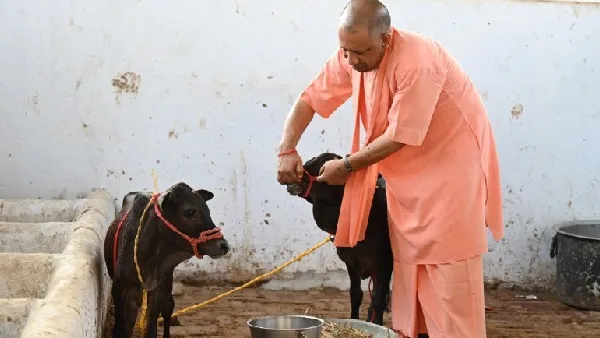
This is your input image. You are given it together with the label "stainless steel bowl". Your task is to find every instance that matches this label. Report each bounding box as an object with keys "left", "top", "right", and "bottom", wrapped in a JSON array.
[{"left": 247, "top": 315, "right": 324, "bottom": 338}]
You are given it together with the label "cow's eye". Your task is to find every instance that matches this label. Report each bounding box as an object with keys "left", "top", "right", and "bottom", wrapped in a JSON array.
[{"left": 183, "top": 208, "right": 197, "bottom": 218}]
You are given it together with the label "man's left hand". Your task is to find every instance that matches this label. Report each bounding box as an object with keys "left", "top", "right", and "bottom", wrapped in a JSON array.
[{"left": 316, "top": 159, "right": 350, "bottom": 185}]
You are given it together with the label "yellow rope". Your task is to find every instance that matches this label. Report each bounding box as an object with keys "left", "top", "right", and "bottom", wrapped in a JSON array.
[
  {"left": 158, "top": 235, "right": 332, "bottom": 323},
  {"left": 133, "top": 170, "right": 160, "bottom": 335},
  {"left": 131, "top": 171, "right": 332, "bottom": 329}
]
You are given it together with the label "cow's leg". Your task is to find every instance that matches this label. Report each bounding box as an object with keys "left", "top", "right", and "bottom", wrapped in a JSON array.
[
  {"left": 161, "top": 272, "right": 176, "bottom": 338},
  {"left": 111, "top": 282, "right": 127, "bottom": 338},
  {"left": 143, "top": 287, "right": 164, "bottom": 338},
  {"left": 121, "top": 287, "right": 141, "bottom": 338},
  {"left": 368, "top": 263, "right": 393, "bottom": 326},
  {"left": 366, "top": 275, "right": 378, "bottom": 324},
  {"left": 346, "top": 264, "right": 363, "bottom": 320}
]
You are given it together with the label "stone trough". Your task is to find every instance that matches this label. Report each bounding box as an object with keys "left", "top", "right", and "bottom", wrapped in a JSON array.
[{"left": 0, "top": 190, "right": 115, "bottom": 338}]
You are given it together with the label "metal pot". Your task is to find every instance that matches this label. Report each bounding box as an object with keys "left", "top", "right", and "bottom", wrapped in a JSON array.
[
  {"left": 550, "top": 220, "right": 600, "bottom": 311},
  {"left": 247, "top": 315, "right": 324, "bottom": 338}
]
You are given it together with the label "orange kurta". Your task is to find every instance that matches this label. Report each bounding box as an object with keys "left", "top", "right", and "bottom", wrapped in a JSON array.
[
  {"left": 300, "top": 27, "right": 503, "bottom": 337},
  {"left": 300, "top": 27, "right": 503, "bottom": 264}
]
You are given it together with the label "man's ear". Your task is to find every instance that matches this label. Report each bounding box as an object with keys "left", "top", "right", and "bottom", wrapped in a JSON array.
[
  {"left": 196, "top": 189, "right": 214, "bottom": 202},
  {"left": 381, "top": 31, "right": 391, "bottom": 47}
]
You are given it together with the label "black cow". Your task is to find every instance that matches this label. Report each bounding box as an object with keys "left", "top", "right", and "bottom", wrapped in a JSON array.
[
  {"left": 286, "top": 152, "right": 393, "bottom": 326},
  {"left": 103, "top": 182, "right": 231, "bottom": 338}
]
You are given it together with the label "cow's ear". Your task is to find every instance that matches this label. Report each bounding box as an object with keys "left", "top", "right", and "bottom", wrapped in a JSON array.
[
  {"left": 157, "top": 189, "right": 172, "bottom": 210},
  {"left": 196, "top": 189, "right": 214, "bottom": 202}
]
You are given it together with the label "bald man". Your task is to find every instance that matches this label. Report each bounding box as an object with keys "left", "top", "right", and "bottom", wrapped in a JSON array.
[{"left": 276, "top": 1, "right": 504, "bottom": 337}]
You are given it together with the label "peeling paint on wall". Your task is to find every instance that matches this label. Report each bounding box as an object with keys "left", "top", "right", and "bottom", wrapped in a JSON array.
[
  {"left": 511, "top": 104, "right": 524, "bottom": 120},
  {"left": 111, "top": 72, "right": 141, "bottom": 102}
]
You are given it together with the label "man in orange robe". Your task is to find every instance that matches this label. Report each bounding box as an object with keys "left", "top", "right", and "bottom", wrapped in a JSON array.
[{"left": 276, "top": 1, "right": 504, "bottom": 337}]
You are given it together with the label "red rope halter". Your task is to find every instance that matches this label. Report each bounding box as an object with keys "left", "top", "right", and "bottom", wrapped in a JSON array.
[
  {"left": 302, "top": 169, "right": 317, "bottom": 198},
  {"left": 151, "top": 193, "right": 223, "bottom": 259},
  {"left": 112, "top": 192, "right": 223, "bottom": 275}
]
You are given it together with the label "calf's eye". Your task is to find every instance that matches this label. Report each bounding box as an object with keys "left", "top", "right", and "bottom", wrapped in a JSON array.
[{"left": 183, "top": 208, "right": 197, "bottom": 218}]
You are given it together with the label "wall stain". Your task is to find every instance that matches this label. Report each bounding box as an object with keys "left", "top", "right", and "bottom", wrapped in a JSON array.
[
  {"left": 25, "top": 94, "right": 41, "bottom": 116},
  {"left": 69, "top": 18, "right": 83, "bottom": 32},
  {"left": 168, "top": 125, "right": 193, "bottom": 139},
  {"left": 240, "top": 150, "right": 252, "bottom": 254},
  {"left": 509, "top": 0, "right": 600, "bottom": 8},
  {"left": 511, "top": 103, "right": 524, "bottom": 120},
  {"left": 75, "top": 78, "right": 83, "bottom": 91},
  {"left": 230, "top": 169, "right": 238, "bottom": 201},
  {"left": 290, "top": 20, "right": 299, "bottom": 31},
  {"left": 112, "top": 71, "right": 141, "bottom": 103}
]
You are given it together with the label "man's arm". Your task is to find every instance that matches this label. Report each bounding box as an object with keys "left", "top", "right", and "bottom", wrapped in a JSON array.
[
  {"left": 278, "top": 99, "right": 316, "bottom": 153},
  {"left": 347, "top": 66, "right": 445, "bottom": 171},
  {"left": 346, "top": 136, "right": 404, "bottom": 171}
]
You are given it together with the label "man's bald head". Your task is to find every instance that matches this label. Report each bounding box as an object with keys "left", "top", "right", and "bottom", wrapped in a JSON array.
[
  {"left": 337, "top": 0, "right": 392, "bottom": 72},
  {"left": 340, "top": 0, "right": 391, "bottom": 37}
]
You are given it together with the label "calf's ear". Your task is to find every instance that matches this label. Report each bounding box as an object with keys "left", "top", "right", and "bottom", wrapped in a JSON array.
[
  {"left": 157, "top": 190, "right": 171, "bottom": 210},
  {"left": 196, "top": 189, "right": 214, "bottom": 202}
]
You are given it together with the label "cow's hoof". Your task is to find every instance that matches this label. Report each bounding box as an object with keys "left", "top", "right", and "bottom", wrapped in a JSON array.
[{"left": 171, "top": 316, "right": 181, "bottom": 326}]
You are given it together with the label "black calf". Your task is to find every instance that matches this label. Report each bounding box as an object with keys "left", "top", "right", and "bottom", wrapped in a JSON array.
[
  {"left": 103, "top": 182, "right": 231, "bottom": 338},
  {"left": 286, "top": 152, "right": 393, "bottom": 326}
]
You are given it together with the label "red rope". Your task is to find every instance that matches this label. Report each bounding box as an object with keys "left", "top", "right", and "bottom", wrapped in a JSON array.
[
  {"left": 302, "top": 169, "right": 317, "bottom": 198},
  {"left": 112, "top": 209, "right": 130, "bottom": 275},
  {"left": 277, "top": 148, "right": 297, "bottom": 157}
]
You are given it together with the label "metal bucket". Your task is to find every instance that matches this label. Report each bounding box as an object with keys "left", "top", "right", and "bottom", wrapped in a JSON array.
[
  {"left": 550, "top": 220, "right": 600, "bottom": 311},
  {"left": 326, "top": 319, "right": 398, "bottom": 337},
  {"left": 247, "top": 315, "right": 324, "bottom": 338}
]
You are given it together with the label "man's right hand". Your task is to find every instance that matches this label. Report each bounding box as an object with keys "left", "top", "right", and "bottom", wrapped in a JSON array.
[
  {"left": 277, "top": 151, "right": 304, "bottom": 185},
  {"left": 276, "top": 99, "right": 316, "bottom": 185}
]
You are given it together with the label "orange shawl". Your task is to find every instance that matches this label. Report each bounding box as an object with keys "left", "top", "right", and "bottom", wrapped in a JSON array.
[{"left": 333, "top": 30, "right": 398, "bottom": 248}]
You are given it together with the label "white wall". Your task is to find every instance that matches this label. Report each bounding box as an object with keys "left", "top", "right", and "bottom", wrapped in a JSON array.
[{"left": 1, "top": 0, "right": 599, "bottom": 288}]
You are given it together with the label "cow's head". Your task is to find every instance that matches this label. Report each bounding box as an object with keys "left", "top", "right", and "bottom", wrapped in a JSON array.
[
  {"left": 286, "top": 152, "right": 346, "bottom": 205},
  {"left": 157, "top": 182, "right": 230, "bottom": 259}
]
